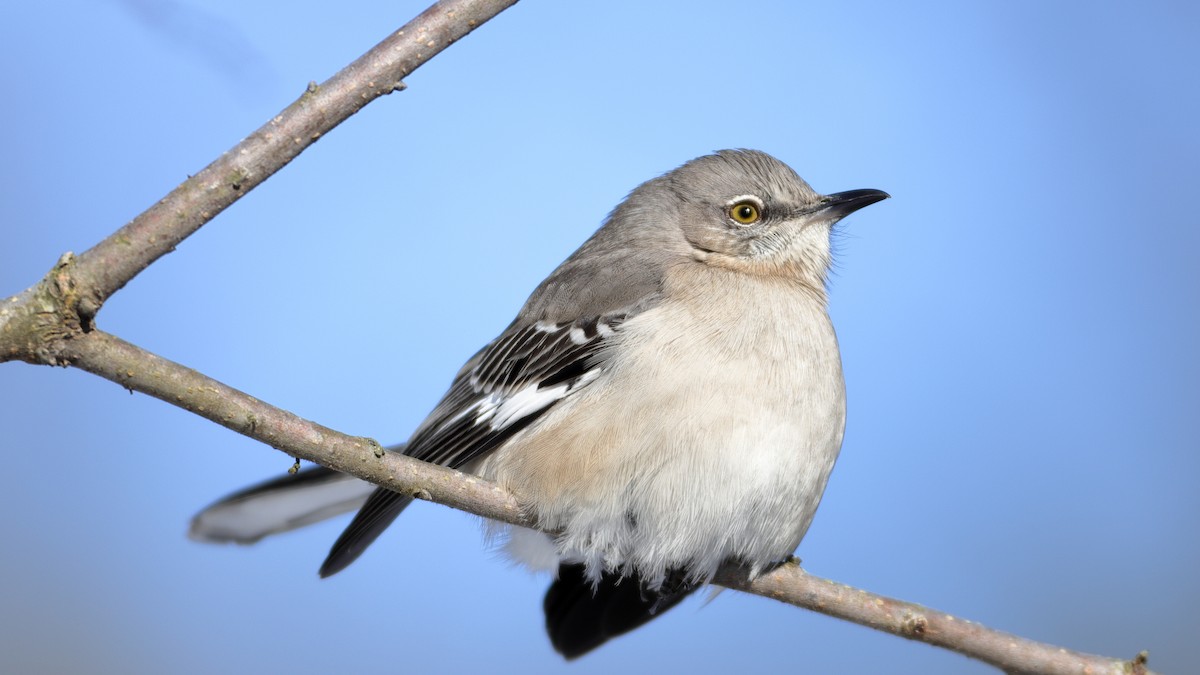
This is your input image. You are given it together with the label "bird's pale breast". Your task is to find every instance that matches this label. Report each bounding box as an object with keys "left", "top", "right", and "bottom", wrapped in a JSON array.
[{"left": 479, "top": 264, "right": 846, "bottom": 588}]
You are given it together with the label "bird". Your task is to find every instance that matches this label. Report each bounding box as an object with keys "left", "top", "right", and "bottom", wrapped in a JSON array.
[{"left": 190, "top": 149, "right": 888, "bottom": 658}]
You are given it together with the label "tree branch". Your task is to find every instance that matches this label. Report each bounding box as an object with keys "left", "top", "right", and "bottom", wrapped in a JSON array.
[
  {"left": 57, "top": 329, "right": 524, "bottom": 526},
  {"left": 33, "top": 0, "right": 520, "bottom": 334},
  {"left": 0, "top": 1, "right": 1156, "bottom": 673},
  {"left": 49, "top": 329, "right": 1151, "bottom": 675}
]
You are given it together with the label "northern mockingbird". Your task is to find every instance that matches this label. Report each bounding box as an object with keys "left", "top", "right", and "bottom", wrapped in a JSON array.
[{"left": 191, "top": 149, "right": 888, "bottom": 658}]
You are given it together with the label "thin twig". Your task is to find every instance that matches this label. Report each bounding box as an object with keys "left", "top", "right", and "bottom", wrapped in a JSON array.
[{"left": 62, "top": 0, "right": 520, "bottom": 330}]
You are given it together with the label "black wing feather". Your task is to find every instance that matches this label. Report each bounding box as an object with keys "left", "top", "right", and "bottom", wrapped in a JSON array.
[{"left": 319, "top": 314, "right": 626, "bottom": 576}]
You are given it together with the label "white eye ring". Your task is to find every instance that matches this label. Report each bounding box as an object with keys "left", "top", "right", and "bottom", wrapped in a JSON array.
[{"left": 726, "top": 195, "right": 765, "bottom": 226}]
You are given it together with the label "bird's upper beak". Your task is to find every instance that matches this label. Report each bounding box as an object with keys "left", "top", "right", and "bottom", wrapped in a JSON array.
[{"left": 818, "top": 188, "right": 890, "bottom": 221}]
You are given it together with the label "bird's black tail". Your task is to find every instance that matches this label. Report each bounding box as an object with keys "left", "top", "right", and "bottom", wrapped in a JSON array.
[{"left": 543, "top": 563, "right": 695, "bottom": 659}]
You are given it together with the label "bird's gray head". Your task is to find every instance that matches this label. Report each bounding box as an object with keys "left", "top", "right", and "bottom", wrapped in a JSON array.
[
  {"left": 647, "top": 149, "right": 888, "bottom": 289},
  {"left": 521, "top": 150, "right": 887, "bottom": 320}
]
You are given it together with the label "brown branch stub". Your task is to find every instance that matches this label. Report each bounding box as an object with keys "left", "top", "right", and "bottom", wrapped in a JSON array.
[{"left": 1131, "top": 651, "right": 1151, "bottom": 675}]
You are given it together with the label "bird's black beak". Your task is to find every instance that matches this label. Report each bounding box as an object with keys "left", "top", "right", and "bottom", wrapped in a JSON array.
[{"left": 820, "top": 188, "right": 890, "bottom": 220}]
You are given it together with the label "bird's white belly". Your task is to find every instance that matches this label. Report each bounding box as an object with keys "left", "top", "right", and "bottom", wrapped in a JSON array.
[{"left": 478, "top": 279, "right": 846, "bottom": 589}]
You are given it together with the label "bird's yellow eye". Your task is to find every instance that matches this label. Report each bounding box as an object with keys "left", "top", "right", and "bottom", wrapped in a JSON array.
[{"left": 729, "top": 200, "right": 761, "bottom": 225}]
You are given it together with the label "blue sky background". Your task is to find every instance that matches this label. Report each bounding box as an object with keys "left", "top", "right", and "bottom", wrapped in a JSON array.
[{"left": 2, "top": 1, "right": 1196, "bottom": 673}]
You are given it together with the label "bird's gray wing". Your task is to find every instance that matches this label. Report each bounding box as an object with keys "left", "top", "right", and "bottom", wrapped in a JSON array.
[{"left": 320, "top": 310, "right": 638, "bottom": 577}]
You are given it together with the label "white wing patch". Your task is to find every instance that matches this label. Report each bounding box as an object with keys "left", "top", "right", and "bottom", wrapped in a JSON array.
[
  {"left": 476, "top": 367, "right": 601, "bottom": 431},
  {"left": 403, "top": 313, "right": 626, "bottom": 468}
]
